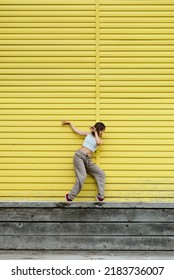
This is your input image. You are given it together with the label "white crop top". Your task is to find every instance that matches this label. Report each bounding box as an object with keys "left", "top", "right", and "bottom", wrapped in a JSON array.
[{"left": 82, "top": 133, "right": 98, "bottom": 152}]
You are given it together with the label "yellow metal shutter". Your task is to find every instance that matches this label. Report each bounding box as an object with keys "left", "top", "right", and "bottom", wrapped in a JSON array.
[
  {"left": 100, "top": 0, "right": 174, "bottom": 202},
  {"left": 0, "top": 0, "right": 96, "bottom": 201},
  {"left": 0, "top": 0, "right": 174, "bottom": 202}
]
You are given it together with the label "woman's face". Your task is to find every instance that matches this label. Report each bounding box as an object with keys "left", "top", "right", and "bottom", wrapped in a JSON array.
[{"left": 99, "top": 129, "right": 105, "bottom": 137}]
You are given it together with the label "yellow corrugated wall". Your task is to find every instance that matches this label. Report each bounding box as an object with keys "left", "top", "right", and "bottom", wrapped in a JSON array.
[
  {"left": 0, "top": 0, "right": 174, "bottom": 202},
  {"left": 100, "top": 0, "right": 174, "bottom": 202}
]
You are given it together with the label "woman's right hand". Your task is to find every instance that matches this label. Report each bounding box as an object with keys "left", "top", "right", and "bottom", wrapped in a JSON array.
[{"left": 90, "top": 126, "right": 97, "bottom": 132}]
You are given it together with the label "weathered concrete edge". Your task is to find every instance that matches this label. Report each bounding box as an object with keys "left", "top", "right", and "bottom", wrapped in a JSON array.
[
  {"left": 0, "top": 201, "right": 174, "bottom": 208},
  {"left": 1, "top": 250, "right": 174, "bottom": 260}
]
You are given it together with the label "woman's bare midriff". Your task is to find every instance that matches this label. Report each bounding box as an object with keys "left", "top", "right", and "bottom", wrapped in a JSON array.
[{"left": 80, "top": 146, "right": 93, "bottom": 157}]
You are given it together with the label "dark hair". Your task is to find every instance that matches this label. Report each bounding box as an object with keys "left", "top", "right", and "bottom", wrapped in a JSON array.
[{"left": 92, "top": 122, "right": 106, "bottom": 136}]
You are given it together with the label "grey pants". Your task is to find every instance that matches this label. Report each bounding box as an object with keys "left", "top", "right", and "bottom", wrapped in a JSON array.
[{"left": 68, "top": 149, "right": 105, "bottom": 200}]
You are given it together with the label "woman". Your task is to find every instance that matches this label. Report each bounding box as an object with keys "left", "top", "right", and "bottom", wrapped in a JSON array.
[{"left": 62, "top": 121, "right": 106, "bottom": 202}]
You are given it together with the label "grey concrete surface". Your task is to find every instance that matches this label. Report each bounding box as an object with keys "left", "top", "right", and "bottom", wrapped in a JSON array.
[{"left": 0, "top": 250, "right": 174, "bottom": 260}]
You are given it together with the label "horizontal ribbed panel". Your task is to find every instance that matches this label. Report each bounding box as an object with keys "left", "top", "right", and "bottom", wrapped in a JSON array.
[
  {"left": 0, "top": 0, "right": 174, "bottom": 202},
  {"left": 100, "top": 0, "right": 174, "bottom": 202},
  {"left": 0, "top": 0, "right": 96, "bottom": 201}
]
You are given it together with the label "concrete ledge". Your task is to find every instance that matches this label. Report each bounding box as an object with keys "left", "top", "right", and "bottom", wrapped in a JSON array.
[
  {"left": 0, "top": 201, "right": 174, "bottom": 208},
  {"left": 0, "top": 202, "right": 174, "bottom": 251},
  {"left": 0, "top": 250, "right": 174, "bottom": 260}
]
